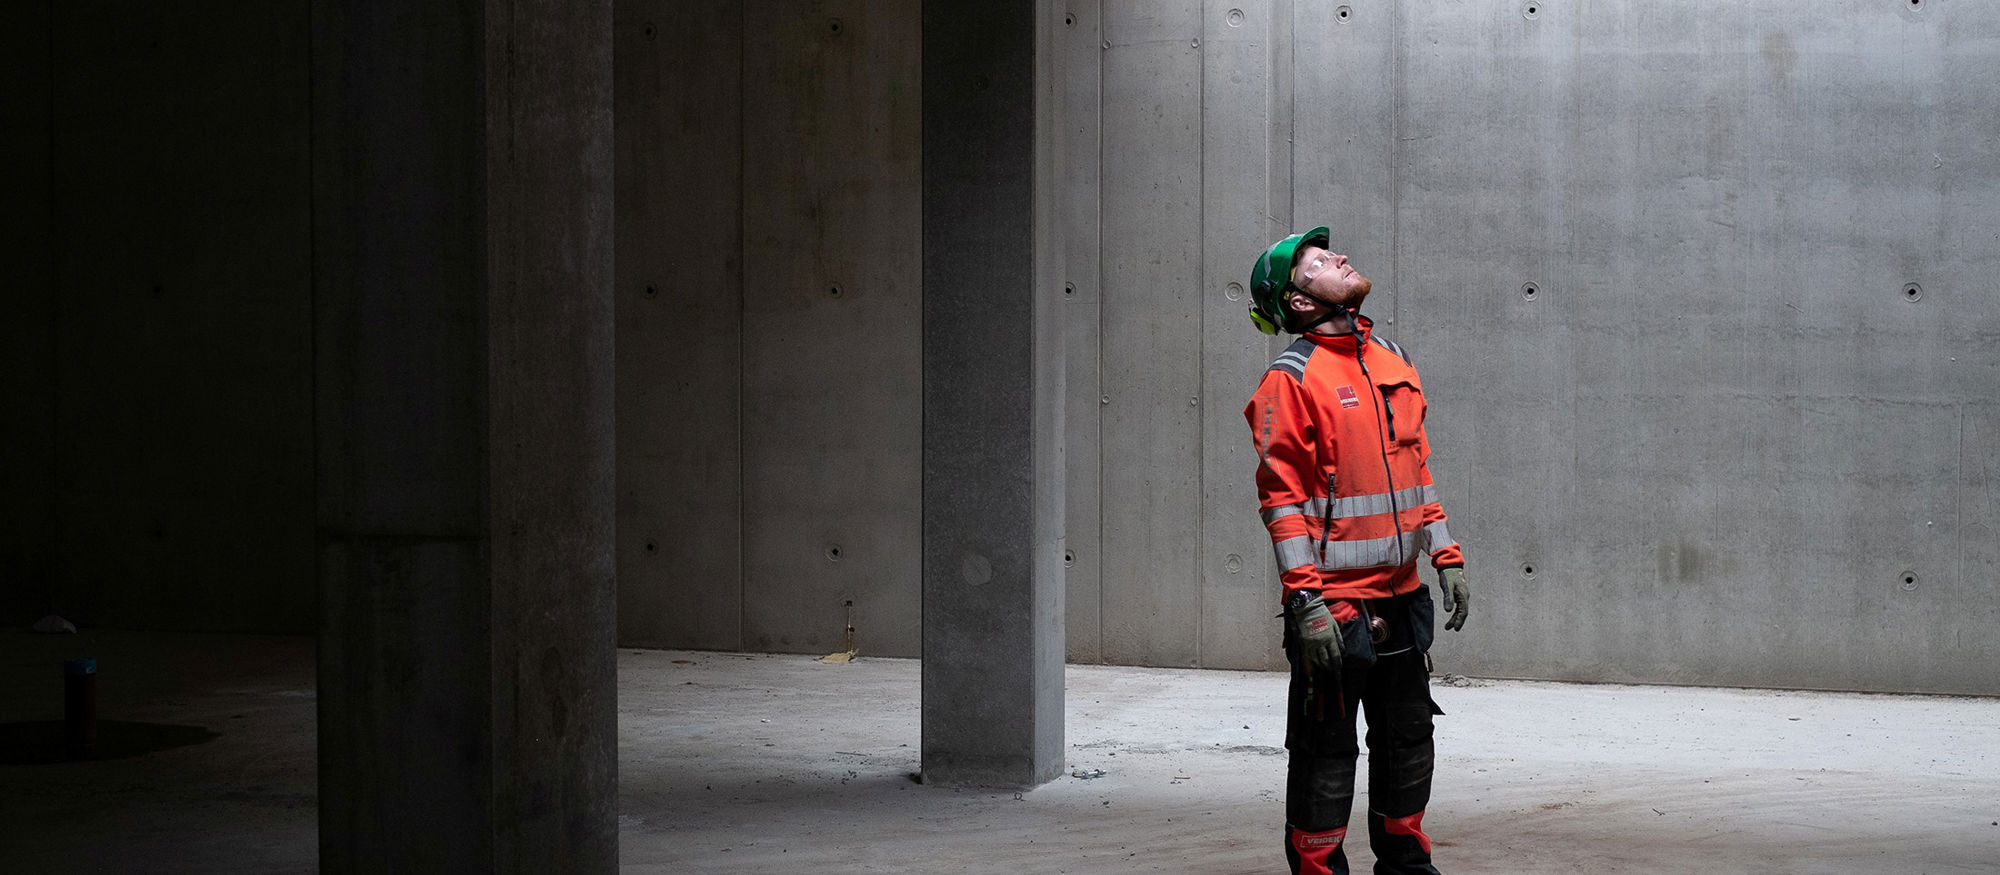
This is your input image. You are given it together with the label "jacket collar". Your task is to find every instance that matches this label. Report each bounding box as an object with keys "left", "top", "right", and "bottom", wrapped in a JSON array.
[{"left": 1302, "top": 313, "right": 1372, "bottom": 353}]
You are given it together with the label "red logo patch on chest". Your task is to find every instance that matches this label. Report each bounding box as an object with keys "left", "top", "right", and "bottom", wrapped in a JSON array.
[{"left": 1335, "top": 385, "right": 1360, "bottom": 409}]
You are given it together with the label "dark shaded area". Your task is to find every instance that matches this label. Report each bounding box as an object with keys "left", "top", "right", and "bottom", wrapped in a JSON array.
[{"left": 0, "top": 720, "right": 218, "bottom": 765}]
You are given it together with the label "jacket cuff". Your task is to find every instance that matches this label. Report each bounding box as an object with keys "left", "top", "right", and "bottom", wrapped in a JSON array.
[{"left": 1327, "top": 599, "right": 1361, "bottom": 623}]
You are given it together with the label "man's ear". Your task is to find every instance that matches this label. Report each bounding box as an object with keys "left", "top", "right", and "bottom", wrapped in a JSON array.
[{"left": 1287, "top": 291, "right": 1313, "bottom": 312}]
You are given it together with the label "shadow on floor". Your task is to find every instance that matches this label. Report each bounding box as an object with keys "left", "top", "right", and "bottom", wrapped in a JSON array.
[{"left": 0, "top": 720, "right": 219, "bottom": 765}]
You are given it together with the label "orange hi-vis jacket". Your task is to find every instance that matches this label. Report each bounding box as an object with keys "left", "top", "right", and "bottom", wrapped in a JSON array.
[{"left": 1245, "top": 316, "right": 1464, "bottom": 613}]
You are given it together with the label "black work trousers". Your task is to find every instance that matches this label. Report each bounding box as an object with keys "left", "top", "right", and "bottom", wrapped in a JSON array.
[{"left": 1283, "top": 585, "right": 1442, "bottom": 875}]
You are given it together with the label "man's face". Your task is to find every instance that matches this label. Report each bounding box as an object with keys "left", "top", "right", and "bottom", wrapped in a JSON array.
[{"left": 1291, "top": 244, "right": 1371, "bottom": 309}]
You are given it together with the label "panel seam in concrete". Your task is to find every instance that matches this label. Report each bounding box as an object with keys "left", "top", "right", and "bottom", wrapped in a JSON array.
[
  {"left": 735, "top": 1, "right": 748, "bottom": 654},
  {"left": 1389, "top": 0, "right": 1404, "bottom": 331},
  {"left": 305, "top": 0, "right": 318, "bottom": 617},
  {"left": 1093, "top": 0, "right": 1108, "bottom": 663},
  {"left": 1195, "top": 0, "right": 1208, "bottom": 667},
  {"left": 1283, "top": 0, "right": 1294, "bottom": 238},
  {"left": 44, "top": 0, "right": 61, "bottom": 621}
]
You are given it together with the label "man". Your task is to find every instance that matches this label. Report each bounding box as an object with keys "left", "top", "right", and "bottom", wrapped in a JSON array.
[{"left": 1243, "top": 226, "right": 1473, "bottom": 875}]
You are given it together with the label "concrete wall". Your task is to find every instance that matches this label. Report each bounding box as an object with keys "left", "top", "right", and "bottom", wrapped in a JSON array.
[
  {"left": 615, "top": 1, "right": 925, "bottom": 657},
  {"left": 1062, "top": 0, "right": 1298, "bottom": 670},
  {"left": 1060, "top": 0, "right": 1998, "bottom": 690},
  {"left": 616, "top": 0, "right": 1998, "bottom": 694},
  {"left": 1373, "top": 0, "right": 2000, "bottom": 694},
  {"left": 1067, "top": 0, "right": 2000, "bottom": 691},
  {"left": 611, "top": 0, "right": 1293, "bottom": 666},
  {"left": 4, "top": 3, "right": 314, "bottom": 632}
]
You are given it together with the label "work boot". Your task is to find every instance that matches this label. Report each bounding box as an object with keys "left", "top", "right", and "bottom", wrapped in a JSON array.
[{"left": 1366, "top": 809, "right": 1440, "bottom": 875}]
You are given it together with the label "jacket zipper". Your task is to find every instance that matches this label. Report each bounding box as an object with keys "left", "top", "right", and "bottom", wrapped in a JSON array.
[
  {"left": 1353, "top": 332, "right": 1407, "bottom": 565},
  {"left": 1318, "top": 471, "right": 1336, "bottom": 564}
]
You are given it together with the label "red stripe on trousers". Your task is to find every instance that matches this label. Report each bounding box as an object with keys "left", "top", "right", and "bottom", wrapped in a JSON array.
[{"left": 1381, "top": 810, "right": 1433, "bottom": 855}]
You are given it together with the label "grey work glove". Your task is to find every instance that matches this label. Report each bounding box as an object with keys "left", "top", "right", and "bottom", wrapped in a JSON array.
[
  {"left": 1440, "top": 566, "right": 1471, "bottom": 631},
  {"left": 1289, "top": 592, "right": 1342, "bottom": 673}
]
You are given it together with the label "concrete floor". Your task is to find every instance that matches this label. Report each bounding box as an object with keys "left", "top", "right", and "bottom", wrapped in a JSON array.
[{"left": 2, "top": 630, "right": 1996, "bottom": 873}]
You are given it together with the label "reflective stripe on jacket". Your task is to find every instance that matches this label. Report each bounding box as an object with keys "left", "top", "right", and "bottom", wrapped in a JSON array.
[{"left": 1245, "top": 316, "right": 1463, "bottom": 605}]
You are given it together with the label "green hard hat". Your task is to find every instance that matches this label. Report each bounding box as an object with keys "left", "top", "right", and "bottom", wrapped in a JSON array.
[{"left": 1248, "top": 225, "right": 1330, "bottom": 335}]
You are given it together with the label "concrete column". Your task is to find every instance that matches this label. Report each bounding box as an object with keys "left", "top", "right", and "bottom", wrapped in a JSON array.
[
  {"left": 311, "top": 1, "right": 615, "bottom": 871},
  {"left": 921, "top": 0, "right": 1066, "bottom": 789}
]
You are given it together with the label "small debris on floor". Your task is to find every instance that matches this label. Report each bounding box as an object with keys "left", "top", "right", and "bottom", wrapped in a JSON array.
[
  {"left": 1434, "top": 673, "right": 1486, "bottom": 687},
  {"left": 1071, "top": 768, "right": 1106, "bottom": 779}
]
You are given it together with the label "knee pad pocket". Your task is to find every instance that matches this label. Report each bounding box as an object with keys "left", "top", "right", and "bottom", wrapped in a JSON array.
[
  {"left": 1389, "top": 699, "right": 1434, "bottom": 738},
  {"left": 1366, "top": 699, "right": 1434, "bottom": 745}
]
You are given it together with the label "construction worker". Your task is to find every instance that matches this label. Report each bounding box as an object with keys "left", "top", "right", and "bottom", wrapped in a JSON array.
[{"left": 1243, "top": 226, "right": 1472, "bottom": 875}]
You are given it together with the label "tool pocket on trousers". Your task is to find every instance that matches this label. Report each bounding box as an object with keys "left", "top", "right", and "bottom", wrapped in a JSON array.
[
  {"left": 1409, "top": 584, "right": 1436, "bottom": 654},
  {"left": 1376, "top": 380, "right": 1426, "bottom": 447},
  {"left": 1339, "top": 615, "right": 1378, "bottom": 670}
]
